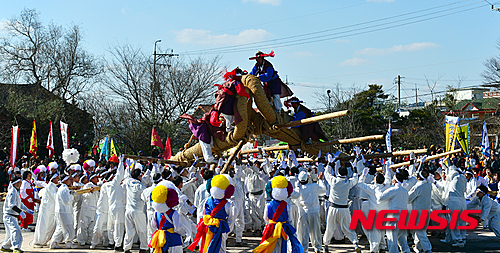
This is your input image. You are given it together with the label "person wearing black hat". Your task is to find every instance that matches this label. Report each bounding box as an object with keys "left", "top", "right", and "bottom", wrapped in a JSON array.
[
  {"left": 214, "top": 67, "right": 250, "bottom": 133},
  {"left": 249, "top": 50, "right": 285, "bottom": 113},
  {"left": 284, "top": 97, "right": 328, "bottom": 144}
]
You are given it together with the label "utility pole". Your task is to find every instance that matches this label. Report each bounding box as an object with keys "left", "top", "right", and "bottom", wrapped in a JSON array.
[
  {"left": 397, "top": 75, "right": 401, "bottom": 109},
  {"left": 412, "top": 83, "right": 419, "bottom": 107},
  {"left": 152, "top": 40, "right": 178, "bottom": 116}
]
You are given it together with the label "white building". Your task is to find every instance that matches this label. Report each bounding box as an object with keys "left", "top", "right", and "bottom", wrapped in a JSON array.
[{"left": 448, "top": 88, "right": 489, "bottom": 101}]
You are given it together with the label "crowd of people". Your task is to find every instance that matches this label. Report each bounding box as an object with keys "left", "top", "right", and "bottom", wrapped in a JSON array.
[
  {"left": 1, "top": 144, "right": 500, "bottom": 253},
  {"left": 1, "top": 50, "right": 500, "bottom": 253}
]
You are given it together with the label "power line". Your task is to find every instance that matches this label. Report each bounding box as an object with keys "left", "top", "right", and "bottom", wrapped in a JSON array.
[
  {"left": 171, "top": 2, "right": 369, "bottom": 42},
  {"left": 181, "top": 0, "right": 486, "bottom": 55},
  {"left": 182, "top": 0, "right": 473, "bottom": 54}
]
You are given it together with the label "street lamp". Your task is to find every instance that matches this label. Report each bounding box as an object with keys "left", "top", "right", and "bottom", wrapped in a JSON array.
[{"left": 327, "top": 89, "right": 332, "bottom": 138}]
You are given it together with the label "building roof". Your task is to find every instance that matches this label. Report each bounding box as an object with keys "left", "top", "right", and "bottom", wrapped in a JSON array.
[{"left": 454, "top": 98, "right": 500, "bottom": 111}]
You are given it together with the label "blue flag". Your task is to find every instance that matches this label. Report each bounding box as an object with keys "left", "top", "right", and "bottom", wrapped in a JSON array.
[
  {"left": 481, "top": 122, "right": 490, "bottom": 158},
  {"left": 100, "top": 136, "right": 110, "bottom": 161},
  {"left": 386, "top": 125, "right": 392, "bottom": 153}
]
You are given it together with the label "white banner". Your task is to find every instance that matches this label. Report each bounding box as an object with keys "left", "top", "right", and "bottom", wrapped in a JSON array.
[
  {"left": 60, "top": 121, "right": 69, "bottom": 150},
  {"left": 11, "top": 126, "right": 18, "bottom": 169}
]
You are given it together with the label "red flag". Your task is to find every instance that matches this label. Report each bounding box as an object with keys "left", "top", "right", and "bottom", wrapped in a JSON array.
[
  {"left": 253, "top": 139, "right": 258, "bottom": 158},
  {"left": 29, "top": 120, "right": 37, "bottom": 158},
  {"left": 162, "top": 137, "right": 172, "bottom": 160},
  {"left": 11, "top": 126, "right": 19, "bottom": 169},
  {"left": 151, "top": 127, "right": 164, "bottom": 150},
  {"left": 46, "top": 121, "right": 54, "bottom": 159}
]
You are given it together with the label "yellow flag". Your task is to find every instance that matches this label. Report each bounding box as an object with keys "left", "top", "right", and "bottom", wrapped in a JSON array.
[
  {"left": 445, "top": 116, "right": 459, "bottom": 152},
  {"left": 29, "top": 120, "right": 37, "bottom": 158},
  {"left": 455, "top": 124, "right": 470, "bottom": 155},
  {"left": 110, "top": 138, "right": 117, "bottom": 157}
]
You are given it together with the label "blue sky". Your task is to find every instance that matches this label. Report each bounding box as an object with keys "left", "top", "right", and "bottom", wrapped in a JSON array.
[{"left": 1, "top": 0, "right": 500, "bottom": 110}]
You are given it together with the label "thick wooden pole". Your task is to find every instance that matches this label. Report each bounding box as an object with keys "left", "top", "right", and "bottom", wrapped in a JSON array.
[
  {"left": 273, "top": 110, "right": 350, "bottom": 129},
  {"left": 221, "top": 139, "right": 246, "bottom": 174},
  {"left": 240, "top": 134, "right": 384, "bottom": 155},
  {"left": 123, "top": 154, "right": 204, "bottom": 167},
  {"left": 241, "top": 148, "right": 429, "bottom": 163},
  {"left": 389, "top": 149, "right": 462, "bottom": 169},
  {"left": 339, "top": 149, "right": 428, "bottom": 161}
]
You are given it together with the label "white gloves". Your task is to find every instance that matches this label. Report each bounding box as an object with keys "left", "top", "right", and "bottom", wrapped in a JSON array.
[
  {"left": 280, "top": 161, "right": 287, "bottom": 169},
  {"left": 362, "top": 167, "right": 370, "bottom": 176},
  {"left": 193, "top": 153, "right": 199, "bottom": 162},
  {"left": 420, "top": 155, "right": 427, "bottom": 164},
  {"left": 20, "top": 211, "right": 26, "bottom": 219},
  {"left": 410, "top": 151, "right": 415, "bottom": 160},
  {"left": 217, "top": 158, "right": 225, "bottom": 168},
  {"left": 355, "top": 146, "right": 361, "bottom": 156},
  {"left": 327, "top": 153, "right": 334, "bottom": 164}
]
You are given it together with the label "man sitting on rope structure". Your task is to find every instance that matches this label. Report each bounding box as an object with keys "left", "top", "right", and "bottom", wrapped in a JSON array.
[{"left": 284, "top": 97, "right": 328, "bottom": 144}]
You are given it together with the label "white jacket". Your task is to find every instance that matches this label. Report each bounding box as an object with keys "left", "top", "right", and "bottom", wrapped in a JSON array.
[
  {"left": 55, "top": 184, "right": 74, "bottom": 213},
  {"left": 123, "top": 178, "right": 146, "bottom": 211},
  {"left": 96, "top": 182, "right": 111, "bottom": 214},
  {"left": 108, "top": 161, "right": 126, "bottom": 212},
  {"left": 408, "top": 180, "right": 432, "bottom": 210},
  {"left": 467, "top": 195, "right": 500, "bottom": 226},
  {"left": 324, "top": 164, "right": 358, "bottom": 205},
  {"left": 3, "top": 186, "right": 30, "bottom": 216},
  {"left": 293, "top": 182, "right": 326, "bottom": 214},
  {"left": 81, "top": 182, "right": 99, "bottom": 210}
]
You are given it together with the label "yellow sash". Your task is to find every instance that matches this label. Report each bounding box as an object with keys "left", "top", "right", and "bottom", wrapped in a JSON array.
[
  {"left": 150, "top": 228, "right": 175, "bottom": 253},
  {"left": 202, "top": 215, "right": 222, "bottom": 253},
  {"left": 253, "top": 221, "right": 288, "bottom": 253}
]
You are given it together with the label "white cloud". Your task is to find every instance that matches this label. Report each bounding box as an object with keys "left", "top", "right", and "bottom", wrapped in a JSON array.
[
  {"left": 175, "top": 29, "right": 273, "bottom": 46},
  {"left": 243, "top": 0, "right": 281, "bottom": 5},
  {"left": 367, "top": 0, "right": 395, "bottom": 2},
  {"left": 289, "top": 51, "right": 313, "bottom": 58},
  {"left": 340, "top": 58, "right": 369, "bottom": 66},
  {"left": 355, "top": 42, "right": 440, "bottom": 55}
]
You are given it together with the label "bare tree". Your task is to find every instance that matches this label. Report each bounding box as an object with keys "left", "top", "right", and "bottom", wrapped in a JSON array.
[
  {"left": 0, "top": 8, "right": 102, "bottom": 102},
  {"left": 482, "top": 40, "right": 500, "bottom": 87},
  {"left": 105, "top": 43, "right": 223, "bottom": 126}
]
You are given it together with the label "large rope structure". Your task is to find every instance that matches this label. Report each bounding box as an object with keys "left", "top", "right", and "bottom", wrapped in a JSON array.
[{"left": 171, "top": 75, "right": 338, "bottom": 164}]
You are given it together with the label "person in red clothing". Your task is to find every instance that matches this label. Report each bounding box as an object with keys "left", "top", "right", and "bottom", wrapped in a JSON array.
[
  {"left": 180, "top": 108, "right": 227, "bottom": 164},
  {"left": 214, "top": 67, "right": 250, "bottom": 133},
  {"left": 20, "top": 171, "right": 35, "bottom": 231}
]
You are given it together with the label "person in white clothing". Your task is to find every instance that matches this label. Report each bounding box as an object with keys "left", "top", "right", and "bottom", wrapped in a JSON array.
[
  {"left": 33, "top": 173, "right": 60, "bottom": 247},
  {"left": 50, "top": 174, "right": 78, "bottom": 249},
  {"left": 141, "top": 173, "right": 162, "bottom": 241},
  {"left": 230, "top": 163, "right": 247, "bottom": 246},
  {"left": 107, "top": 156, "right": 126, "bottom": 251},
  {"left": 323, "top": 155, "right": 360, "bottom": 253},
  {"left": 123, "top": 168, "right": 148, "bottom": 253},
  {"left": 407, "top": 170, "right": 433, "bottom": 253},
  {"left": 1, "top": 176, "right": 34, "bottom": 253},
  {"left": 357, "top": 165, "right": 392, "bottom": 253},
  {"left": 90, "top": 172, "right": 114, "bottom": 249},
  {"left": 76, "top": 173, "right": 100, "bottom": 246},
  {"left": 244, "top": 160, "right": 268, "bottom": 233},
  {"left": 293, "top": 171, "right": 327, "bottom": 253},
  {"left": 441, "top": 162, "right": 467, "bottom": 247},
  {"left": 467, "top": 185, "right": 500, "bottom": 238},
  {"left": 376, "top": 171, "right": 411, "bottom": 253},
  {"left": 465, "top": 171, "right": 478, "bottom": 200}
]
